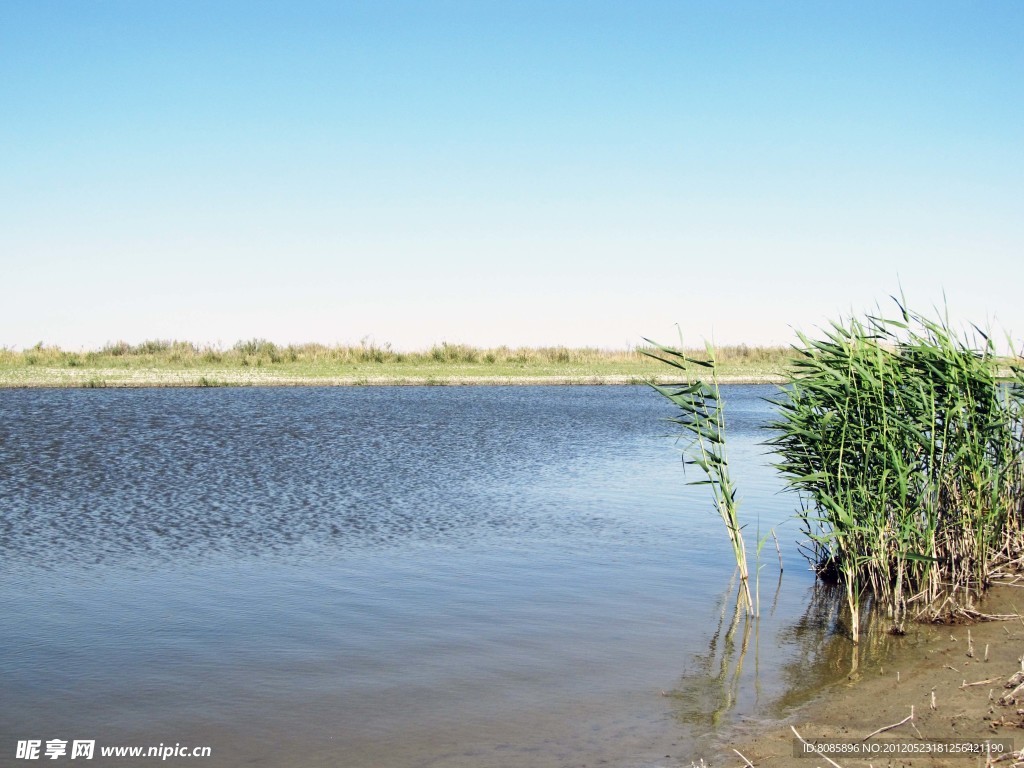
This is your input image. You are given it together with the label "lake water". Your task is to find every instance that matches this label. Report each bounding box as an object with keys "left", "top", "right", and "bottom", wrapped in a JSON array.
[{"left": 1, "top": 385, "right": 864, "bottom": 767}]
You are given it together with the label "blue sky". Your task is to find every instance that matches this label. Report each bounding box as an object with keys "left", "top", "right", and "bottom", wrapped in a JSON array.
[{"left": 2, "top": 1, "right": 1022, "bottom": 350}]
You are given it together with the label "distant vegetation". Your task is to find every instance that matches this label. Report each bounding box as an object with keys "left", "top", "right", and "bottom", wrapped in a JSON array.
[
  {"left": 0, "top": 339, "right": 792, "bottom": 368},
  {"left": 0, "top": 339, "right": 796, "bottom": 386}
]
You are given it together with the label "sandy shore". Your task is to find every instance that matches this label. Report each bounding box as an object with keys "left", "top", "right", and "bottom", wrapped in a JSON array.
[{"left": 714, "top": 584, "right": 1024, "bottom": 767}]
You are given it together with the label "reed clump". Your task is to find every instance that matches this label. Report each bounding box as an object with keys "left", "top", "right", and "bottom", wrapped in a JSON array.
[{"left": 768, "top": 300, "right": 1024, "bottom": 640}]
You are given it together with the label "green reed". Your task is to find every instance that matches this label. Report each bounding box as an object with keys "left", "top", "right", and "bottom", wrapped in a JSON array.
[
  {"left": 768, "top": 299, "right": 1024, "bottom": 640},
  {"left": 645, "top": 341, "right": 754, "bottom": 615}
]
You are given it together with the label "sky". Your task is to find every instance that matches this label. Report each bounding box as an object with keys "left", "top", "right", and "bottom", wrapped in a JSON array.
[{"left": 2, "top": 1, "right": 1022, "bottom": 351}]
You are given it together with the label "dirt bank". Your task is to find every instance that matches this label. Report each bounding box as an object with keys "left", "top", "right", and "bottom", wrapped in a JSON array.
[{"left": 715, "top": 584, "right": 1024, "bottom": 767}]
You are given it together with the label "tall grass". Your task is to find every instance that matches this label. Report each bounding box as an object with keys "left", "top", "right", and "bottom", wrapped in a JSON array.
[
  {"left": 645, "top": 341, "right": 754, "bottom": 615},
  {"left": 0, "top": 340, "right": 795, "bottom": 371},
  {"left": 768, "top": 299, "right": 1024, "bottom": 640}
]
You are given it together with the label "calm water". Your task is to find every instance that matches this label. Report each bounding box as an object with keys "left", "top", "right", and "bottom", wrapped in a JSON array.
[{"left": 1, "top": 386, "right": 857, "bottom": 767}]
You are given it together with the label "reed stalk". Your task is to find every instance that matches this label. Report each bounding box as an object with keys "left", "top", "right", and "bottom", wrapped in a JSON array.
[{"left": 645, "top": 341, "right": 754, "bottom": 615}]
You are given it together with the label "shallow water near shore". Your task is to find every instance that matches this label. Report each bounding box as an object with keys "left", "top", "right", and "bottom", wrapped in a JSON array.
[{"left": 1, "top": 385, "right": 889, "bottom": 766}]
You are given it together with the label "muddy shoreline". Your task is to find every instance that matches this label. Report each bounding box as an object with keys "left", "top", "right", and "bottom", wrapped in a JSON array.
[{"left": 713, "top": 584, "right": 1024, "bottom": 767}]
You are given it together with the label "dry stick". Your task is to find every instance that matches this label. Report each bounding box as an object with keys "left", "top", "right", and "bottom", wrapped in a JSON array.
[
  {"left": 962, "top": 676, "right": 1002, "bottom": 688},
  {"left": 946, "top": 664, "right": 961, "bottom": 673},
  {"left": 988, "top": 746, "right": 1024, "bottom": 765},
  {"left": 862, "top": 706, "right": 915, "bottom": 741},
  {"left": 988, "top": 752, "right": 1016, "bottom": 765},
  {"left": 989, "top": 578, "right": 1024, "bottom": 587},
  {"left": 963, "top": 611, "right": 1023, "bottom": 622},
  {"left": 733, "top": 748, "right": 755, "bottom": 768},
  {"left": 790, "top": 726, "right": 844, "bottom": 768},
  {"left": 771, "top": 528, "right": 783, "bottom": 573},
  {"left": 999, "top": 682, "right": 1024, "bottom": 706},
  {"left": 1012, "top": 603, "right": 1024, "bottom": 632},
  {"left": 968, "top": 629, "right": 975, "bottom": 658}
]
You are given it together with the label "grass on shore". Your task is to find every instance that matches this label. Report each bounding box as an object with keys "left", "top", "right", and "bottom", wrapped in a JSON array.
[{"left": 0, "top": 340, "right": 796, "bottom": 387}]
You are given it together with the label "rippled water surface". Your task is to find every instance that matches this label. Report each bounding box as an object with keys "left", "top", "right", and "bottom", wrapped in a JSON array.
[{"left": 1, "top": 386, "right": 836, "bottom": 767}]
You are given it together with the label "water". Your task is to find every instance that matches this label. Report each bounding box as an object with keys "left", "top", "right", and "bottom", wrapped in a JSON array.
[{"left": 1, "top": 385, "right": 846, "bottom": 766}]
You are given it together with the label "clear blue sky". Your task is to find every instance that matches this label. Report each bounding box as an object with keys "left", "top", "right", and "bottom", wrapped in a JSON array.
[{"left": 2, "top": 1, "right": 1022, "bottom": 350}]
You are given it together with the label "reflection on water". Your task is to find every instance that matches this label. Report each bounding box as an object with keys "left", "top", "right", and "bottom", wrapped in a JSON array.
[
  {"left": 666, "top": 576, "right": 940, "bottom": 759},
  {"left": 0, "top": 385, "right": 884, "bottom": 767},
  {"left": 667, "top": 568, "right": 787, "bottom": 730},
  {"left": 773, "top": 581, "right": 935, "bottom": 693},
  {"left": 667, "top": 574, "right": 754, "bottom": 729}
]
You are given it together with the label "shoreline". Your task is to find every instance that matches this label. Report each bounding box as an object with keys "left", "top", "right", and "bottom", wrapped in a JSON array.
[
  {"left": 715, "top": 583, "right": 1024, "bottom": 767},
  {"left": 0, "top": 369, "right": 788, "bottom": 388}
]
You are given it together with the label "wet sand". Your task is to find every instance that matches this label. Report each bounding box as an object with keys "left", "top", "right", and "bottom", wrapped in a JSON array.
[{"left": 717, "top": 584, "right": 1024, "bottom": 767}]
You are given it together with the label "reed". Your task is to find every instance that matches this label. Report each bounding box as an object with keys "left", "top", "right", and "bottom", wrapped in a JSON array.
[
  {"left": 0, "top": 340, "right": 796, "bottom": 370},
  {"left": 645, "top": 341, "right": 754, "bottom": 615},
  {"left": 768, "top": 298, "right": 1024, "bottom": 640}
]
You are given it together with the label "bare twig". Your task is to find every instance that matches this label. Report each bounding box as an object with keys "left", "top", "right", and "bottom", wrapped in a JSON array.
[
  {"left": 791, "top": 726, "right": 844, "bottom": 768},
  {"left": 1011, "top": 603, "right": 1024, "bottom": 631},
  {"left": 962, "top": 677, "right": 1001, "bottom": 688},
  {"left": 733, "top": 748, "right": 755, "bottom": 768},
  {"left": 863, "top": 706, "right": 915, "bottom": 741},
  {"left": 999, "top": 682, "right": 1024, "bottom": 706},
  {"left": 910, "top": 713, "right": 924, "bottom": 740},
  {"left": 988, "top": 747, "right": 1024, "bottom": 764},
  {"left": 771, "top": 528, "right": 783, "bottom": 573}
]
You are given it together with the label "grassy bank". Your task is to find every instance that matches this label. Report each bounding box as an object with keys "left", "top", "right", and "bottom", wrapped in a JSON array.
[{"left": 0, "top": 340, "right": 795, "bottom": 387}]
